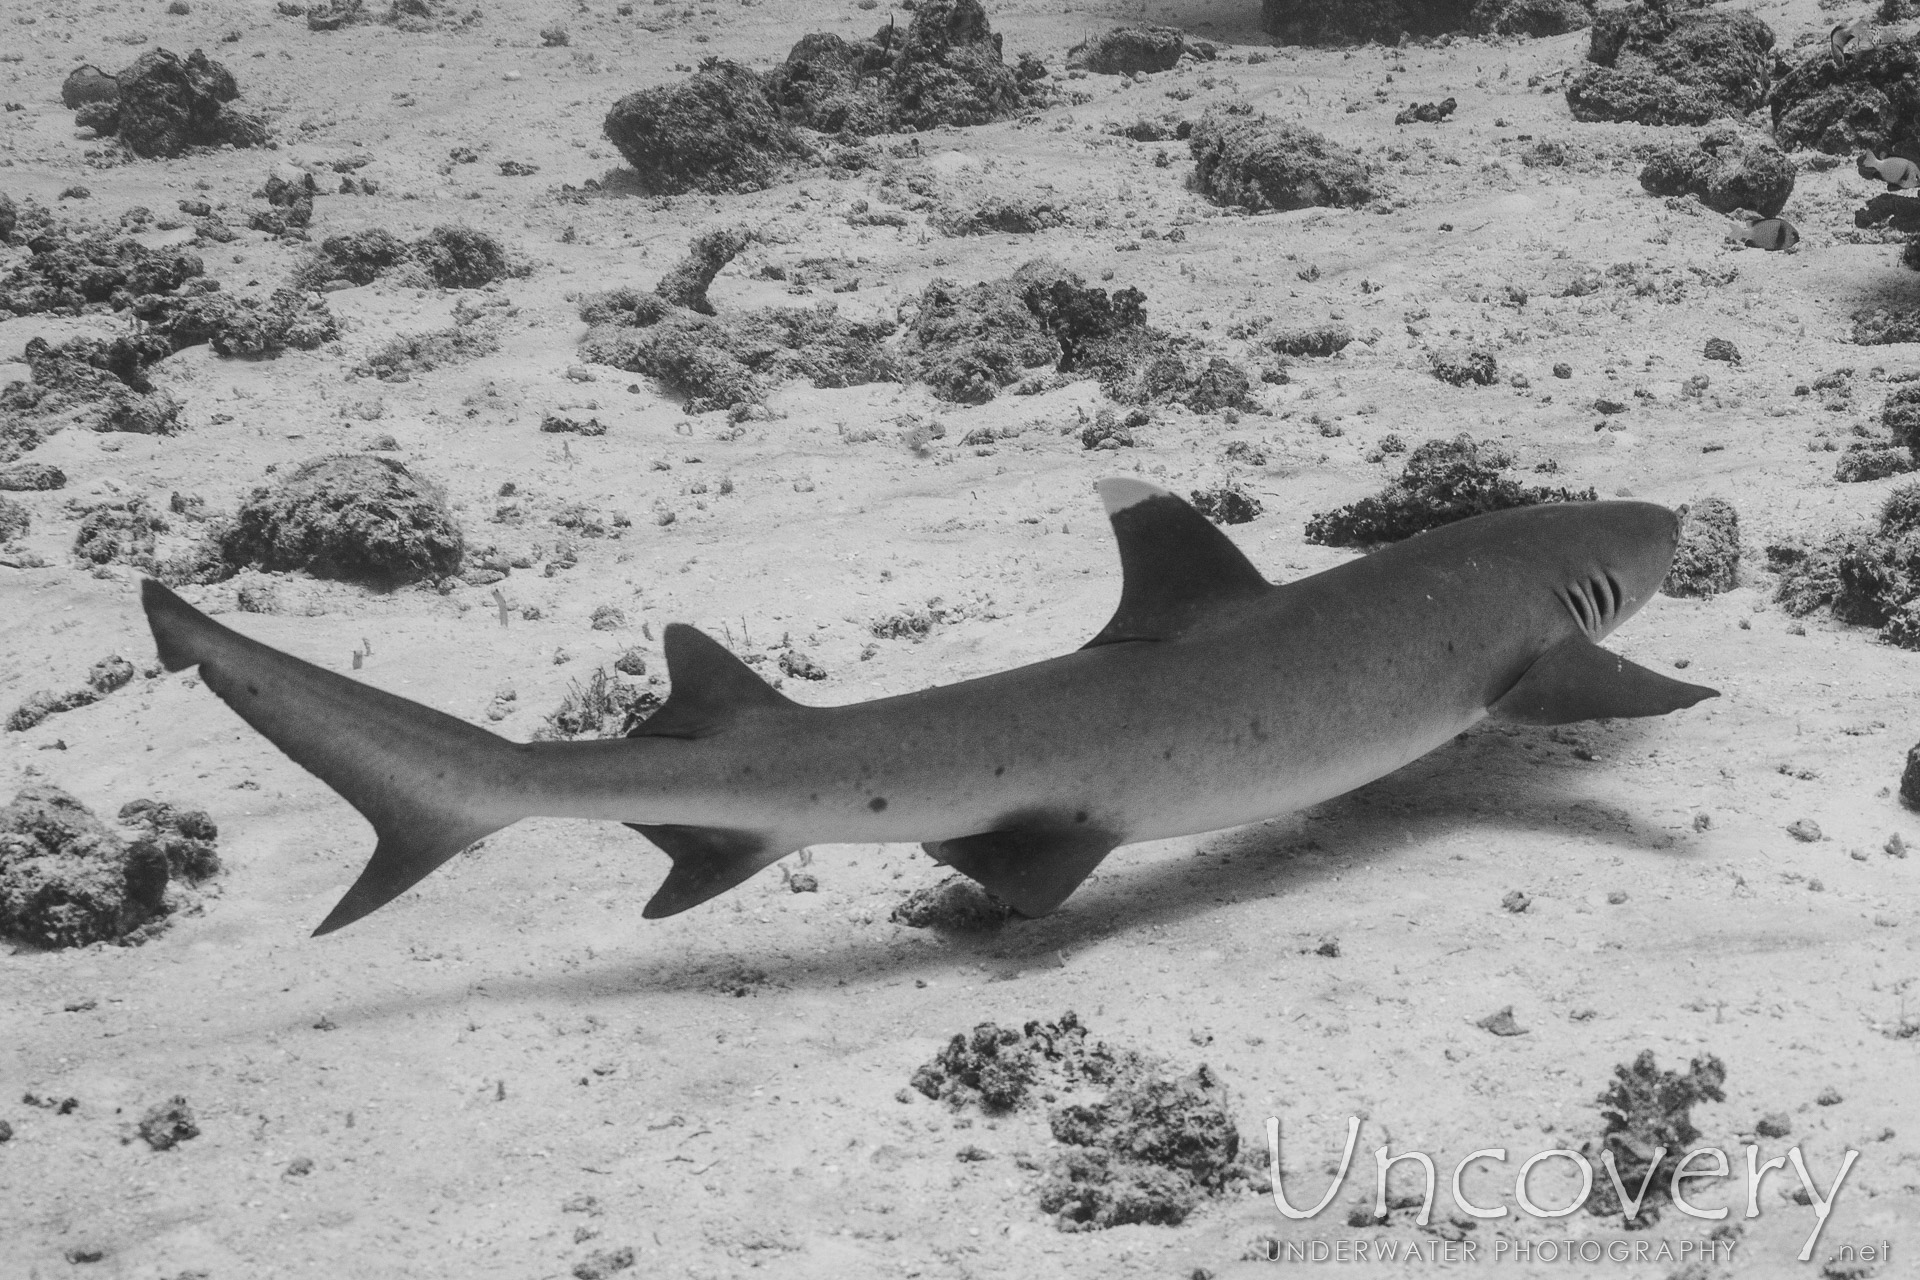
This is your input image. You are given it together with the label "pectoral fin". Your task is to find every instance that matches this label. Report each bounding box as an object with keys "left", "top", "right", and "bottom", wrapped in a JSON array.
[
  {"left": 1489, "top": 636, "right": 1718, "bottom": 725},
  {"left": 924, "top": 817, "right": 1120, "bottom": 917}
]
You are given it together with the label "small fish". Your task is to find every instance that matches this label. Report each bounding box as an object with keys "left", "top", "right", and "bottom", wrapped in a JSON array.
[
  {"left": 1859, "top": 151, "right": 1920, "bottom": 190},
  {"left": 1739, "top": 218, "right": 1800, "bottom": 251},
  {"left": 140, "top": 484, "right": 1717, "bottom": 936},
  {"left": 1832, "top": 17, "right": 1873, "bottom": 64}
]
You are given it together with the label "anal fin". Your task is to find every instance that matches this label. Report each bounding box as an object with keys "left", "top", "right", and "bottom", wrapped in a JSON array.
[
  {"left": 631, "top": 823, "right": 792, "bottom": 918},
  {"left": 923, "top": 820, "right": 1120, "bottom": 918},
  {"left": 1489, "top": 636, "right": 1718, "bottom": 726}
]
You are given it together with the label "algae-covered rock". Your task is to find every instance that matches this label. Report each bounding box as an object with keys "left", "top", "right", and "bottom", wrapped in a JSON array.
[
  {"left": 0, "top": 461, "right": 69, "bottom": 491},
  {"left": 1306, "top": 434, "right": 1596, "bottom": 547},
  {"left": 1661, "top": 497, "right": 1740, "bottom": 597},
  {"left": 603, "top": 60, "right": 810, "bottom": 195},
  {"left": 1638, "top": 128, "right": 1794, "bottom": 218},
  {"left": 1066, "top": 26, "right": 1189, "bottom": 76},
  {"left": 1772, "top": 36, "right": 1920, "bottom": 157},
  {"left": 74, "top": 498, "right": 168, "bottom": 569},
  {"left": 766, "top": 0, "right": 1034, "bottom": 134},
  {"left": 219, "top": 454, "right": 464, "bottom": 584},
  {"left": 929, "top": 196, "right": 1071, "bottom": 236},
  {"left": 1588, "top": 5, "right": 1773, "bottom": 110},
  {"left": 109, "top": 47, "right": 268, "bottom": 158},
  {"left": 119, "top": 799, "right": 221, "bottom": 882},
  {"left": 137, "top": 1096, "right": 200, "bottom": 1150},
  {"left": 903, "top": 263, "right": 1253, "bottom": 412},
  {"left": 1568, "top": 5, "right": 1773, "bottom": 124},
  {"left": 1473, "top": 0, "right": 1595, "bottom": 38},
  {"left": 1584, "top": 1051, "right": 1726, "bottom": 1223},
  {"left": 1771, "top": 481, "right": 1920, "bottom": 648},
  {"left": 585, "top": 302, "right": 898, "bottom": 413},
  {"left": 1188, "top": 111, "right": 1374, "bottom": 212},
  {"left": 883, "top": 0, "right": 1028, "bottom": 131},
  {"left": 1259, "top": 0, "right": 1592, "bottom": 45},
  {"left": 0, "top": 227, "right": 204, "bottom": 317},
  {"left": 0, "top": 786, "right": 168, "bottom": 948},
  {"left": 61, "top": 64, "right": 120, "bottom": 110},
  {"left": 409, "top": 225, "right": 511, "bottom": 289},
  {"left": 1263, "top": 0, "right": 1467, "bottom": 44},
  {"left": 294, "top": 228, "right": 409, "bottom": 288},
  {"left": 891, "top": 874, "right": 1016, "bottom": 930},
  {"left": 903, "top": 273, "right": 1059, "bottom": 404},
  {"left": 1566, "top": 66, "right": 1720, "bottom": 125},
  {"left": 653, "top": 226, "right": 752, "bottom": 314},
  {"left": 0, "top": 495, "right": 28, "bottom": 542}
]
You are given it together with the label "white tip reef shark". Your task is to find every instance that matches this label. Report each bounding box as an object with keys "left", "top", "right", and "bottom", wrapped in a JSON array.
[{"left": 138, "top": 480, "right": 1717, "bottom": 936}]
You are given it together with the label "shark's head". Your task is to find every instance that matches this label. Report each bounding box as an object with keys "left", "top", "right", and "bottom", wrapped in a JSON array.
[{"left": 1547, "top": 500, "right": 1683, "bottom": 642}]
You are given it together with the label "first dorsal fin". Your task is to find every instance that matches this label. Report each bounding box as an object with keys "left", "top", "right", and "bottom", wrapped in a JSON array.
[
  {"left": 627, "top": 623, "right": 794, "bottom": 739},
  {"left": 1083, "top": 478, "right": 1271, "bottom": 648}
]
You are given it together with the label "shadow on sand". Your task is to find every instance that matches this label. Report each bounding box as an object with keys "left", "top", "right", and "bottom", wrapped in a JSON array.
[
  {"left": 1831, "top": 263, "right": 1920, "bottom": 322},
  {"left": 284, "top": 715, "right": 1700, "bottom": 1034}
]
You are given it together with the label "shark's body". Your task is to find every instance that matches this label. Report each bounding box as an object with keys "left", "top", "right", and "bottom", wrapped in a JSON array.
[{"left": 139, "top": 481, "right": 1717, "bottom": 935}]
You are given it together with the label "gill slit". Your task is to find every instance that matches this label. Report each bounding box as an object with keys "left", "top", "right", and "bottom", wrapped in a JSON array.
[{"left": 1562, "top": 587, "right": 1593, "bottom": 634}]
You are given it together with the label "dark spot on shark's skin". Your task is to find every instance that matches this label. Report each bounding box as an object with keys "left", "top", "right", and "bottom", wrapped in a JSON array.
[
  {"left": 1249, "top": 717, "right": 1269, "bottom": 743},
  {"left": 809, "top": 792, "right": 819, "bottom": 804},
  {"left": 1075, "top": 810, "right": 1089, "bottom": 824},
  {"left": 247, "top": 683, "right": 260, "bottom": 697},
  {"left": 1447, "top": 640, "right": 1455, "bottom": 653},
  {"left": 1162, "top": 748, "right": 1173, "bottom": 760},
  {"left": 869, "top": 797, "right": 888, "bottom": 812},
  {"left": 994, "top": 765, "right": 1005, "bottom": 776}
]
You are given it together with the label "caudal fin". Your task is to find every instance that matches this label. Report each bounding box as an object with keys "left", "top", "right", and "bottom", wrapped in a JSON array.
[{"left": 141, "top": 580, "right": 527, "bottom": 935}]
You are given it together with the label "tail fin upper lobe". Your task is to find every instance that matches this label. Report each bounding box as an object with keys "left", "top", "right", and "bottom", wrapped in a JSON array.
[{"left": 142, "top": 579, "right": 524, "bottom": 934}]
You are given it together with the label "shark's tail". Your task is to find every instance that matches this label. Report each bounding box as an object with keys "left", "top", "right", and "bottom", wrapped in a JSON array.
[{"left": 142, "top": 579, "right": 527, "bottom": 935}]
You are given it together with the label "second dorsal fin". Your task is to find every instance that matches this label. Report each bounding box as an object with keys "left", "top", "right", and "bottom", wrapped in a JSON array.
[
  {"left": 1083, "top": 478, "right": 1271, "bottom": 648},
  {"left": 627, "top": 623, "right": 795, "bottom": 739}
]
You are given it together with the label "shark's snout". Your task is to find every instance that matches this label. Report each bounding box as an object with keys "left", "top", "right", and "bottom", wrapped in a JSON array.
[
  {"left": 1625, "top": 501, "right": 1684, "bottom": 593},
  {"left": 1579, "top": 501, "right": 1685, "bottom": 635}
]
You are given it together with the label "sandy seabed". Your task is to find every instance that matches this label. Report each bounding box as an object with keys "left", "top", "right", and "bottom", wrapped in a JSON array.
[{"left": 5, "top": 0, "right": 1920, "bottom": 1276}]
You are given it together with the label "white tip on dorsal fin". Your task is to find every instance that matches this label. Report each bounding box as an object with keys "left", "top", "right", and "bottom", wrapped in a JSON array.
[
  {"left": 1083, "top": 478, "right": 1271, "bottom": 649},
  {"left": 1098, "top": 477, "right": 1166, "bottom": 516},
  {"left": 629, "top": 624, "right": 794, "bottom": 739}
]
